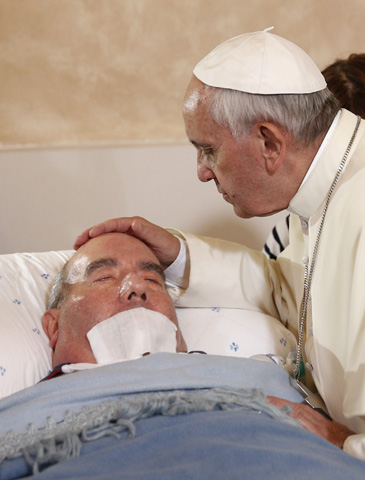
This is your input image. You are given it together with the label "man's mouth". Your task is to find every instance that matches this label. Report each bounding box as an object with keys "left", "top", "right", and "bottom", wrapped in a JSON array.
[
  {"left": 219, "top": 190, "right": 231, "bottom": 203},
  {"left": 223, "top": 193, "right": 232, "bottom": 204},
  {"left": 216, "top": 184, "right": 232, "bottom": 204}
]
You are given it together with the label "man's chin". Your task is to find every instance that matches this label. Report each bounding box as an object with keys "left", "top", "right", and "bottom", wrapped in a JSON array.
[
  {"left": 233, "top": 203, "right": 285, "bottom": 219},
  {"left": 232, "top": 204, "right": 255, "bottom": 219}
]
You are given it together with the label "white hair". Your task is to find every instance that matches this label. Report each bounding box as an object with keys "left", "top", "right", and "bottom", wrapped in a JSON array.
[
  {"left": 47, "top": 262, "right": 70, "bottom": 309},
  {"left": 207, "top": 87, "right": 340, "bottom": 147}
]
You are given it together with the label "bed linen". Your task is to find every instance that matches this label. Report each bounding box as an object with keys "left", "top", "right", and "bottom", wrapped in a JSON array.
[{"left": 0, "top": 353, "right": 364, "bottom": 479}]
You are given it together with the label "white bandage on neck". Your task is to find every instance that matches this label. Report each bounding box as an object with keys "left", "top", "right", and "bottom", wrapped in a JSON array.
[{"left": 86, "top": 307, "right": 177, "bottom": 365}]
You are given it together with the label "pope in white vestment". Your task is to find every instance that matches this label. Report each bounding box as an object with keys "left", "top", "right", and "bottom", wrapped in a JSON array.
[{"left": 170, "top": 109, "right": 365, "bottom": 459}]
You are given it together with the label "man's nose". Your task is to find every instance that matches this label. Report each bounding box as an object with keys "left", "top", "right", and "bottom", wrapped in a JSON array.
[
  {"left": 118, "top": 275, "right": 148, "bottom": 304},
  {"left": 197, "top": 156, "right": 215, "bottom": 182},
  {"left": 127, "top": 290, "right": 147, "bottom": 301},
  {"left": 197, "top": 158, "right": 215, "bottom": 183}
]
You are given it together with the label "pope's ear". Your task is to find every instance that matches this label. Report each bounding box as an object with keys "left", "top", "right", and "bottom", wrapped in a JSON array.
[
  {"left": 42, "top": 309, "right": 60, "bottom": 349},
  {"left": 258, "top": 122, "right": 286, "bottom": 173}
]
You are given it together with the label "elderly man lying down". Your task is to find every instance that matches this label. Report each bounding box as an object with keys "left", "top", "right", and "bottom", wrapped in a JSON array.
[
  {"left": 0, "top": 233, "right": 364, "bottom": 479},
  {"left": 41, "top": 232, "right": 187, "bottom": 372}
]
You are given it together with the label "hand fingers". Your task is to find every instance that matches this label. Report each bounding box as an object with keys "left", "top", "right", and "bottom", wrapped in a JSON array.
[
  {"left": 73, "top": 230, "right": 90, "bottom": 250},
  {"left": 266, "top": 396, "right": 293, "bottom": 409},
  {"left": 73, "top": 217, "right": 180, "bottom": 268},
  {"left": 73, "top": 217, "right": 180, "bottom": 265},
  {"left": 74, "top": 218, "right": 135, "bottom": 249},
  {"left": 83, "top": 217, "right": 165, "bottom": 245},
  {"left": 129, "top": 218, "right": 165, "bottom": 247},
  {"left": 88, "top": 218, "right": 134, "bottom": 237},
  {"left": 267, "top": 397, "right": 332, "bottom": 438},
  {"left": 130, "top": 219, "right": 181, "bottom": 268},
  {"left": 266, "top": 396, "right": 350, "bottom": 448}
]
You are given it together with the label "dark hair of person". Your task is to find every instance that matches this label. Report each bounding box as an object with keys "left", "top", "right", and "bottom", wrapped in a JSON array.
[{"left": 322, "top": 53, "right": 365, "bottom": 118}]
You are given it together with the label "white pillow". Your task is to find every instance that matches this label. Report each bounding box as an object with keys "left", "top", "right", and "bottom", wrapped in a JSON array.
[
  {"left": 0, "top": 250, "right": 74, "bottom": 398},
  {"left": 177, "top": 307, "right": 296, "bottom": 358},
  {"left": 0, "top": 250, "right": 296, "bottom": 399}
]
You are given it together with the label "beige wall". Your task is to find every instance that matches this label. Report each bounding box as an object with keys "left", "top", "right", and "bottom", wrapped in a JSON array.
[
  {"left": 0, "top": 145, "right": 288, "bottom": 254},
  {"left": 1, "top": 0, "right": 364, "bottom": 148}
]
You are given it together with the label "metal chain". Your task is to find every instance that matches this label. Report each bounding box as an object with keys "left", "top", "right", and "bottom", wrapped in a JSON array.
[{"left": 293, "top": 115, "right": 361, "bottom": 382}]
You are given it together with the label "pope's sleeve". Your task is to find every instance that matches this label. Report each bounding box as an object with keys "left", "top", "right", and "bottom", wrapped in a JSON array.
[
  {"left": 168, "top": 229, "right": 285, "bottom": 319},
  {"left": 164, "top": 235, "right": 189, "bottom": 302},
  {"left": 343, "top": 434, "right": 365, "bottom": 460}
]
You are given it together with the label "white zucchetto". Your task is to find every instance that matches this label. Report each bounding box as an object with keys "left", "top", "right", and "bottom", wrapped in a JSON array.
[{"left": 193, "top": 28, "right": 327, "bottom": 95}]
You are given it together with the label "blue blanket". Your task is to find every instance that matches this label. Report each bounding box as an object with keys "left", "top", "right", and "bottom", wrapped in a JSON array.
[{"left": 0, "top": 354, "right": 364, "bottom": 479}]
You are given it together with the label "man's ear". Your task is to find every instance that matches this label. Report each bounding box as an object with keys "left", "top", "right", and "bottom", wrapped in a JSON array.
[
  {"left": 257, "top": 123, "right": 287, "bottom": 174},
  {"left": 42, "top": 309, "right": 60, "bottom": 350}
]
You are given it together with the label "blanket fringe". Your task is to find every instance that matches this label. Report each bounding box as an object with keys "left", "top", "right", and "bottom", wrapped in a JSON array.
[{"left": 0, "top": 387, "right": 298, "bottom": 475}]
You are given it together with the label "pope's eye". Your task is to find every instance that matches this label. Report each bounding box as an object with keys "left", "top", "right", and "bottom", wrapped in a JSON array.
[
  {"left": 198, "top": 148, "right": 216, "bottom": 166},
  {"left": 202, "top": 148, "right": 214, "bottom": 157}
]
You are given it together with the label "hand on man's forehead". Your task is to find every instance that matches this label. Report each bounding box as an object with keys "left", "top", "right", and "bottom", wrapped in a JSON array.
[{"left": 64, "top": 233, "right": 163, "bottom": 285}]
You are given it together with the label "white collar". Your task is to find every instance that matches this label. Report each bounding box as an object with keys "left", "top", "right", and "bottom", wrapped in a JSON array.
[
  {"left": 298, "top": 111, "right": 341, "bottom": 188},
  {"left": 287, "top": 110, "right": 361, "bottom": 219}
]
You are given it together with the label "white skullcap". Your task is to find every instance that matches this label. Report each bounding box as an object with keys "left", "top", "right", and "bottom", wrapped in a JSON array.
[{"left": 193, "top": 28, "right": 326, "bottom": 95}]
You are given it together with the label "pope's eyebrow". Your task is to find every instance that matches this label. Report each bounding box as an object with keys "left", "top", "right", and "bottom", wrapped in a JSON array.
[
  {"left": 84, "top": 258, "right": 118, "bottom": 278},
  {"left": 190, "top": 140, "right": 213, "bottom": 149},
  {"left": 138, "top": 261, "right": 165, "bottom": 281}
]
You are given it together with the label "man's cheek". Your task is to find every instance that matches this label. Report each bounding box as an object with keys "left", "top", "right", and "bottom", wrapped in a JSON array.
[
  {"left": 62, "top": 296, "right": 101, "bottom": 331},
  {"left": 77, "top": 298, "right": 119, "bottom": 329}
]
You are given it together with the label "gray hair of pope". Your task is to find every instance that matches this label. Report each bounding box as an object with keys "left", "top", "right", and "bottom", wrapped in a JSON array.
[{"left": 207, "top": 86, "right": 340, "bottom": 147}]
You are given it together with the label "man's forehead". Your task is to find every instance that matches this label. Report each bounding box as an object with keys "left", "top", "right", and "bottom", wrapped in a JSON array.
[
  {"left": 183, "top": 77, "right": 211, "bottom": 113},
  {"left": 76, "top": 233, "right": 156, "bottom": 261},
  {"left": 183, "top": 89, "right": 200, "bottom": 114},
  {"left": 64, "top": 254, "right": 89, "bottom": 284}
]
